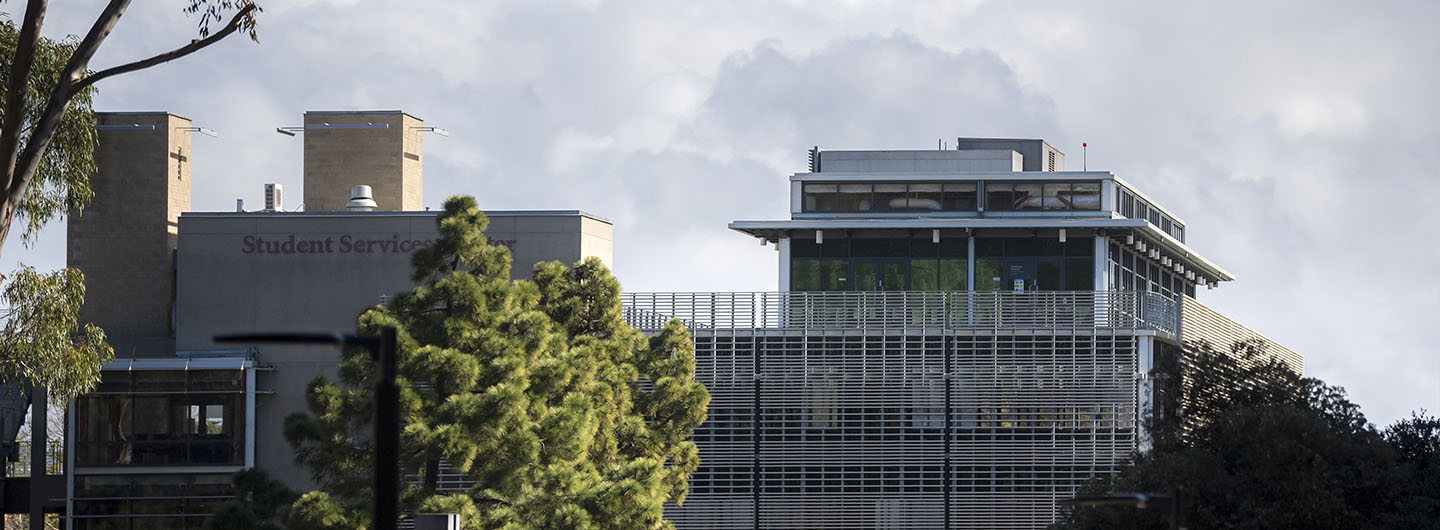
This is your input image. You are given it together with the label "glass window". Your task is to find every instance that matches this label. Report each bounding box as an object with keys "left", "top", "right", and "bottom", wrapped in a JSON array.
[
  {"left": 975, "top": 259, "right": 1003, "bottom": 290},
  {"left": 1121, "top": 191, "right": 1135, "bottom": 217},
  {"left": 837, "top": 184, "right": 872, "bottom": 211},
  {"left": 1072, "top": 183, "right": 1101, "bottom": 210},
  {"left": 984, "top": 183, "right": 1013, "bottom": 211},
  {"left": 819, "top": 238, "right": 849, "bottom": 258},
  {"left": 873, "top": 183, "right": 908, "bottom": 211},
  {"left": 910, "top": 238, "right": 938, "bottom": 257},
  {"left": 189, "top": 370, "right": 243, "bottom": 392},
  {"left": 1174, "top": 224, "right": 1185, "bottom": 243},
  {"left": 974, "top": 238, "right": 1004, "bottom": 258},
  {"left": 791, "top": 238, "right": 820, "bottom": 258},
  {"left": 1065, "top": 258, "right": 1093, "bottom": 290},
  {"left": 1042, "top": 183, "right": 1070, "bottom": 209},
  {"left": 792, "top": 260, "right": 820, "bottom": 291},
  {"left": 911, "top": 259, "right": 938, "bottom": 290},
  {"left": 851, "top": 239, "right": 907, "bottom": 258},
  {"left": 1013, "top": 183, "right": 1043, "bottom": 210},
  {"left": 943, "top": 183, "right": 977, "bottom": 210},
  {"left": 1037, "top": 259, "right": 1062, "bottom": 290},
  {"left": 1064, "top": 237, "right": 1094, "bottom": 256},
  {"left": 907, "top": 184, "right": 942, "bottom": 211},
  {"left": 133, "top": 371, "right": 185, "bottom": 392},
  {"left": 939, "top": 259, "right": 967, "bottom": 291},
  {"left": 803, "top": 183, "right": 839, "bottom": 212},
  {"left": 820, "top": 260, "right": 849, "bottom": 291},
  {"left": 938, "top": 237, "right": 968, "bottom": 258}
]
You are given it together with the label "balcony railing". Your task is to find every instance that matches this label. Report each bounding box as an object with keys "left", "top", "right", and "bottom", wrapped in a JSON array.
[{"left": 622, "top": 290, "right": 1178, "bottom": 335}]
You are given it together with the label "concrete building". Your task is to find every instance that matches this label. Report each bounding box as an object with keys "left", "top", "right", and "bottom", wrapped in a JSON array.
[
  {"left": 62, "top": 111, "right": 611, "bottom": 529},
  {"left": 622, "top": 141, "right": 1301, "bottom": 529}
]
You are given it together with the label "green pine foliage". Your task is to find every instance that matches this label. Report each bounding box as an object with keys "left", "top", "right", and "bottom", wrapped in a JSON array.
[{"left": 278, "top": 195, "right": 709, "bottom": 530}]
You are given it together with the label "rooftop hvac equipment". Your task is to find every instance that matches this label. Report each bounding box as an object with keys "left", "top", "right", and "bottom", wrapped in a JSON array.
[
  {"left": 347, "top": 185, "right": 378, "bottom": 211},
  {"left": 264, "top": 183, "right": 283, "bottom": 211}
]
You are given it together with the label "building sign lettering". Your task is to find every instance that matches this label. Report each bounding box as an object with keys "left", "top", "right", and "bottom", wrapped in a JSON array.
[{"left": 240, "top": 234, "right": 518, "bottom": 255}]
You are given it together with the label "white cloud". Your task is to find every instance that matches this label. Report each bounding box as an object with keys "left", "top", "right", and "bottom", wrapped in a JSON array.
[{"left": 2, "top": 0, "right": 1436, "bottom": 426}]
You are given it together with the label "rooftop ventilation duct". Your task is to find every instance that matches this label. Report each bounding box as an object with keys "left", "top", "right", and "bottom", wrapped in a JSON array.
[
  {"left": 264, "top": 183, "right": 283, "bottom": 211},
  {"left": 346, "top": 185, "right": 378, "bottom": 211}
]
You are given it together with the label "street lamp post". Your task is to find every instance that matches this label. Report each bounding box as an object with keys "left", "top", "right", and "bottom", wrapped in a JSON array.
[{"left": 215, "top": 327, "right": 399, "bottom": 530}]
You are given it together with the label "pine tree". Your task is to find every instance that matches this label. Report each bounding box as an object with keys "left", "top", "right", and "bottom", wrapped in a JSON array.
[{"left": 280, "top": 195, "right": 708, "bottom": 530}]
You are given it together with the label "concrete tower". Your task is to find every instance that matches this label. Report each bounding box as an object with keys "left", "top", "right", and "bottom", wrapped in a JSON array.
[
  {"left": 66, "top": 112, "right": 193, "bottom": 356},
  {"left": 301, "top": 110, "right": 423, "bottom": 212}
]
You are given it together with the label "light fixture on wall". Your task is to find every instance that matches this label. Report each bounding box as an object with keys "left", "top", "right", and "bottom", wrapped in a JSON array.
[
  {"left": 933, "top": 229, "right": 940, "bottom": 244},
  {"left": 1058, "top": 228, "right": 1067, "bottom": 243},
  {"left": 178, "top": 126, "right": 218, "bottom": 137},
  {"left": 816, "top": 230, "right": 823, "bottom": 245}
]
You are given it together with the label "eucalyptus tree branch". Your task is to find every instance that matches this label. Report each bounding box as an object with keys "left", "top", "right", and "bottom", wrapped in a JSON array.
[
  {"left": 72, "top": 4, "right": 257, "bottom": 93},
  {"left": 0, "top": 0, "right": 49, "bottom": 194}
]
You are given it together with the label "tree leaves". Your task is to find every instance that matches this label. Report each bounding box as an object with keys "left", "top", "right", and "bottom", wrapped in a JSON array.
[
  {"left": 0, "top": 266, "right": 112, "bottom": 399},
  {"left": 265, "top": 195, "right": 709, "bottom": 530}
]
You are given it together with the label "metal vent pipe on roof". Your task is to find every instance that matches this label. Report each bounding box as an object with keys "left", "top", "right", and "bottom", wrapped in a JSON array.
[{"left": 347, "top": 185, "right": 378, "bottom": 211}]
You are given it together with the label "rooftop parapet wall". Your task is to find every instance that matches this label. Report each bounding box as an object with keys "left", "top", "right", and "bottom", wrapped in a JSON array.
[{"left": 816, "top": 149, "right": 1023, "bottom": 173}]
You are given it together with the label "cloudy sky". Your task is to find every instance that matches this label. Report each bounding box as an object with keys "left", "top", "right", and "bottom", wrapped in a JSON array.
[{"left": 3, "top": 0, "right": 1437, "bottom": 426}]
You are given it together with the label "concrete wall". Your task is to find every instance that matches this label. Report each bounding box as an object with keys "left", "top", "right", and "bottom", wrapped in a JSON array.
[
  {"left": 301, "top": 111, "right": 423, "bottom": 212},
  {"left": 953, "top": 138, "right": 1064, "bottom": 172},
  {"left": 173, "top": 209, "right": 612, "bottom": 489},
  {"left": 175, "top": 211, "right": 612, "bottom": 350},
  {"left": 817, "top": 149, "right": 1022, "bottom": 173},
  {"left": 68, "top": 112, "right": 192, "bottom": 356}
]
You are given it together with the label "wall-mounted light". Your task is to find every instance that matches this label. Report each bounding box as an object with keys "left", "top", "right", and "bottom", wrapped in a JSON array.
[
  {"left": 1186, "top": 271, "right": 1196, "bottom": 281},
  {"left": 276, "top": 123, "right": 390, "bottom": 136},
  {"left": 816, "top": 230, "right": 823, "bottom": 245},
  {"left": 933, "top": 229, "right": 941, "bottom": 244},
  {"left": 178, "top": 126, "right": 218, "bottom": 138},
  {"left": 1058, "top": 228, "right": 1067, "bottom": 243},
  {"left": 411, "top": 126, "right": 449, "bottom": 137},
  {"left": 1126, "top": 234, "right": 1135, "bottom": 245},
  {"left": 97, "top": 124, "right": 156, "bottom": 131}
]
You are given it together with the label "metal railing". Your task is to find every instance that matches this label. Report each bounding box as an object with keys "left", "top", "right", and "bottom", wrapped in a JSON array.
[{"left": 623, "top": 290, "right": 1177, "bottom": 334}]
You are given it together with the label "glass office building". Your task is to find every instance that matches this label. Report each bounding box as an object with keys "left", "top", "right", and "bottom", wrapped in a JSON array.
[{"left": 623, "top": 139, "right": 1302, "bottom": 529}]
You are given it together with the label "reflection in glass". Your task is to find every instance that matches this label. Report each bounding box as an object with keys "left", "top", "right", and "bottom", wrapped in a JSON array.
[
  {"left": 911, "top": 259, "right": 938, "bottom": 290},
  {"left": 821, "top": 260, "right": 848, "bottom": 291},
  {"left": 1072, "top": 183, "right": 1101, "bottom": 210},
  {"left": 1037, "top": 259, "right": 1062, "bottom": 290},
  {"left": 985, "top": 183, "right": 1013, "bottom": 211},
  {"left": 975, "top": 259, "right": 1003, "bottom": 290},
  {"left": 853, "top": 263, "right": 878, "bottom": 291},
  {"left": 943, "top": 183, "right": 978, "bottom": 210},
  {"left": 803, "top": 183, "right": 839, "bottom": 212},
  {"left": 791, "top": 260, "right": 820, "bottom": 291},
  {"left": 1042, "top": 183, "right": 1070, "bottom": 209},
  {"left": 873, "top": 184, "right": 907, "bottom": 211},
  {"left": 838, "top": 184, "right": 872, "bottom": 211},
  {"left": 882, "top": 262, "right": 906, "bottom": 291},
  {"left": 1014, "top": 183, "right": 1043, "bottom": 210},
  {"left": 939, "top": 259, "right": 967, "bottom": 291},
  {"left": 907, "top": 183, "right": 942, "bottom": 211}
]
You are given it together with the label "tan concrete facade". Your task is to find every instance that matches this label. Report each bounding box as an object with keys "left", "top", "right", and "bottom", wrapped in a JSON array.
[
  {"left": 301, "top": 111, "right": 423, "bottom": 212},
  {"left": 68, "top": 112, "right": 193, "bottom": 356},
  {"left": 174, "top": 210, "right": 613, "bottom": 350}
]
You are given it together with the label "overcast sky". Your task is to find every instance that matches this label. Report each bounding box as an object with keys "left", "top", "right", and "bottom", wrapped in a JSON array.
[{"left": 3, "top": 0, "right": 1437, "bottom": 427}]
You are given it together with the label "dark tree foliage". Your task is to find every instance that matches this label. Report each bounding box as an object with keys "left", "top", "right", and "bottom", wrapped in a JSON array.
[
  {"left": 218, "top": 196, "right": 708, "bottom": 530},
  {"left": 203, "top": 469, "right": 299, "bottom": 530},
  {"left": 1054, "top": 343, "right": 1440, "bottom": 530}
]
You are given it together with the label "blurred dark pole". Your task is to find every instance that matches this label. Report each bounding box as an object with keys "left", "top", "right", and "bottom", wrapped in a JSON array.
[
  {"left": 373, "top": 327, "right": 399, "bottom": 530},
  {"left": 215, "top": 328, "right": 399, "bottom": 530}
]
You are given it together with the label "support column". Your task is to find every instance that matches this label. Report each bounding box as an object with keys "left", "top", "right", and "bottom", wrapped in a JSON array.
[{"left": 29, "top": 386, "right": 46, "bottom": 530}]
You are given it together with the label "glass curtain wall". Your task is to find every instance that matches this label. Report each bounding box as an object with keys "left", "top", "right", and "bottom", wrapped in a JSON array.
[
  {"left": 1108, "top": 241, "right": 1196, "bottom": 299},
  {"left": 75, "top": 370, "right": 245, "bottom": 467},
  {"left": 790, "top": 236, "right": 1096, "bottom": 292}
]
